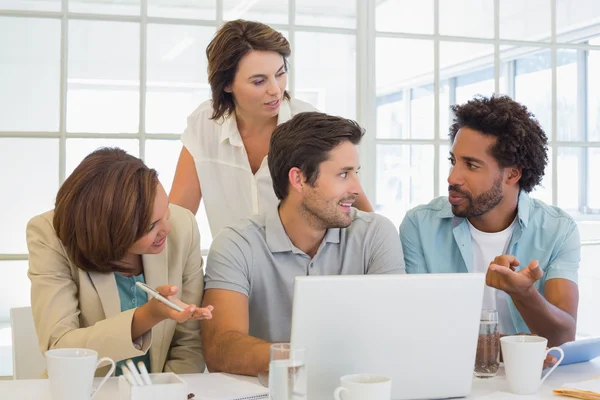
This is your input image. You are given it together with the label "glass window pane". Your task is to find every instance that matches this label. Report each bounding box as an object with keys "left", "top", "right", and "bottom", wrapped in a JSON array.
[
  {"left": 144, "top": 139, "right": 182, "bottom": 194},
  {"left": 146, "top": 24, "right": 214, "bottom": 133},
  {"left": 557, "top": 147, "right": 581, "bottom": 212},
  {"left": 577, "top": 242, "right": 600, "bottom": 337},
  {"left": 376, "top": 145, "right": 434, "bottom": 228},
  {"left": 515, "top": 50, "right": 551, "bottom": 137},
  {"left": 0, "top": 261, "right": 30, "bottom": 323},
  {"left": 439, "top": 0, "right": 494, "bottom": 39},
  {"left": 296, "top": 0, "right": 355, "bottom": 29},
  {"left": 0, "top": 17, "right": 60, "bottom": 132},
  {"left": 500, "top": 0, "right": 550, "bottom": 41},
  {"left": 376, "top": 93, "right": 405, "bottom": 139},
  {"left": 0, "top": 139, "right": 58, "bottom": 254},
  {"left": 557, "top": 0, "right": 600, "bottom": 43},
  {"left": 455, "top": 68, "right": 495, "bottom": 105},
  {"left": 295, "top": 32, "right": 356, "bottom": 119},
  {"left": 587, "top": 49, "right": 600, "bottom": 141},
  {"left": 65, "top": 139, "right": 139, "bottom": 178},
  {"left": 439, "top": 144, "right": 450, "bottom": 196},
  {"left": 148, "top": 0, "right": 216, "bottom": 19},
  {"left": 411, "top": 82, "right": 450, "bottom": 140},
  {"left": 377, "top": 39, "right": 433, "bottom": 97},
  {"left": 529, "top": 148, "right": 552, "bottom": 205},
  {"left": 0, "top": 0, "right": 60, "bottom": 11},
  {"left": 68, "top": 0, "right": 140, "bottom": 15},
  {"left": 224, "top": 0, "right": 287, "bottom": 25},
  {"left": 67, "top": 21, "right": 139, "bottom": 134},
  {"left": 587, "top": 148, "right": 600, "bottom": 210},
  {"left": 557, "top": 50, "right": 578, "bottom": 141},
  {"left": 376, "top": 0, "right": 433, "bottom": 34}
]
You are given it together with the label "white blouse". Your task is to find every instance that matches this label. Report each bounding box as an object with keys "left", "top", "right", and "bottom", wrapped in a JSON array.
[{"left": 181, "top": 98, "right": 317, "bottom": 238}]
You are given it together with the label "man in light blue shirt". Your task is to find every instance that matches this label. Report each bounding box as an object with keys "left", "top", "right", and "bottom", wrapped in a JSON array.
[{"left": 400, "top": 95, "right": 579, "bottom": 348}]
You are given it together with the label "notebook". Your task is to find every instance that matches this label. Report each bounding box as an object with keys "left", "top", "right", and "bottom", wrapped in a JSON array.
[{"left": 184, "top": 373, "right": 268, "bottom": 400}]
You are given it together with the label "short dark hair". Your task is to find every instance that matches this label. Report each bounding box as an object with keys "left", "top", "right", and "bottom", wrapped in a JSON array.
[
  {"left": 269, "top": 112, "right": 364, "bottom": 201},
  {"left": 53, "top": 147, "right": 159, "bottom": 273},
  {"left": 449, "top": 95, "right": 548, "bottom": 193},
  {"left": 206, "top": 19, "right": 291, "bottom": 121}
]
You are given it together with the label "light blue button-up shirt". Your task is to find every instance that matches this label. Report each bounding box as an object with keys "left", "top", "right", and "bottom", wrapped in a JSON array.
[{"left": 399, "top": 191, "right": 580, "bottom": 335}]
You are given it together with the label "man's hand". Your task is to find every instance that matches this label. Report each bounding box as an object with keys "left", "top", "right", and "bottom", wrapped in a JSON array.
[{"left": 486, "top": 255, "right": 543, "bottom": 296}]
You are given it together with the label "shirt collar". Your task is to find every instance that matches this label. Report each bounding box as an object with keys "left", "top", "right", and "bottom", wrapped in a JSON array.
[
  {"left": 265, "top": 204, "right": 342, "bottom": 253},
  {"left": 438, "top": 190, "right": 531, "bottom": 228},
  {"left": 218, "top": 99, "right": 293, "bottom": 147}
]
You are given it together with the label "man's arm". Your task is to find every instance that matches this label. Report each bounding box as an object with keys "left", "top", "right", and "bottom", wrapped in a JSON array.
[
  {"left": 201, "top": 289, "right": 271, "bottom": 376},
  {"left": 487, "top": 225, "right": 580, "bottom": 347},
  {"left": 399, "top": 213, "right": 427, "bottom": 273},
  {"left": 366, "top": 214, "right": 405, "bottom": 274}
]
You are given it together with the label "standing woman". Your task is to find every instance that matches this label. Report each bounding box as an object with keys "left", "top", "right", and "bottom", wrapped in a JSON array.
[
  {"left": 27, "top": 148, "right": 213, "bottom": 376},
  {"left": 169, "top": 19, "right": 373, "bottom": 238}
]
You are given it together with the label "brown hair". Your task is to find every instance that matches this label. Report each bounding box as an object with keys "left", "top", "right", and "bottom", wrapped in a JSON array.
[
  {"left": 269, "top": 112, "right": 365, "bottom": 201},
  {"left": 53, "top": 148, "right": 159, "bottom": 273},
  {"left": 206, "top": 19, "right": 291, "bottom": 121}
]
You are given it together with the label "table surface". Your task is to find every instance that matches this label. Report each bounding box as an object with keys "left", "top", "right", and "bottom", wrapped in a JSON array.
[{"left": 2, "top": 358, "right": 600, "bottom": 399}]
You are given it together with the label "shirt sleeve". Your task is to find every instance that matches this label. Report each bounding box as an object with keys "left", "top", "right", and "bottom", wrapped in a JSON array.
[
  {"left": 204, "top": 227, "right": 252, "bottom": 296},
  {"left": 545, "top": 219, "right": 580, "bottom": 284},
  {"left": 366, "top": 214, "right": 406, "bottom": 275},
  {"left": 399, "top": 212, "right": 428, "bottom": 274}
]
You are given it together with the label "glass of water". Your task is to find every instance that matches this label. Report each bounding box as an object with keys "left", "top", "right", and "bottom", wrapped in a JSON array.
[
  {"left": 474, "top": 309, "right": 500, "bottom": 378},
  {"left": 269, "top": 343, "right": 307, "bottom": 400}
]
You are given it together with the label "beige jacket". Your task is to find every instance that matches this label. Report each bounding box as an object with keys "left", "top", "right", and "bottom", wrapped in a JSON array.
[{"left": 26, "top": 204, "right": 205, "bottom": 376}]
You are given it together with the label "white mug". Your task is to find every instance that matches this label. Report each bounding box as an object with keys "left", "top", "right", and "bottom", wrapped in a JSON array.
[
  {"left": 333, "top": 374, "right": 392, "bottom": 400},
  {"left": 45, "top": 348, "right": 115, "bottom": 400},
  {"left": 500, "top": 335, "right": 565, "bottom": 395}
]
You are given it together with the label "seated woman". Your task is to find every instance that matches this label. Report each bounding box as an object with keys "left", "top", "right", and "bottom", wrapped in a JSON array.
[{"left": 26, "top": 147, "right": 213, "bottom": 376}]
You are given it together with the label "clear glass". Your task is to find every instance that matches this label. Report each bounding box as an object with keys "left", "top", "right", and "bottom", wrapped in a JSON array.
[
  {"left": 147, "top": 0, "right": 216, "bottom": 20},
  {"left": 439, "top": 144, "right": 450, "bottom": 196},
  {"left": 67, "top": 20, "right": 139, "bottom": 133},
  {"left": 296, "top": 0, "right": 355, "bottom": 29},
  {"left": 556, "top": 0, "right": 600, "bottom": 43},
  {"left": 295, "top": 32, "right": 356, "bottom": 119},
  {"left": 375, "top": 145, "right": 434, "bottom": 228},
  {"left": 474, "top": 309, "right": 500, "bottom": 378},
  {"left": 0, "top": 17, "right": 60, "bottom": 132},
  {"left": 376, "top": 94, "right": 405, "bottom": 139},
  {"left": 577, "top": 243, "right": 600, "bottom": 337},
  {"left": 557, "top": 147, "right": 580, "bottom": 212},
  {"left": 146, "top": 24, "right": 214, "bottom": 133},
  {"left": 0, "top": 139, "right": 59, "bottom": 253},
  {"left": 439, "top": 0, "right": 494, "bottom": 39},
  {"left": 68, "top": 0, "right": 140, "bottom": 15},
  {"left": 269, "top": 344, "right": 307, "bottom": 400},
  {"left": 376, "top": 0, "right": 433, "bottom": 34},
  {"left": 0, "top": 0, "right": 60, "bottom": 11},
  {"left": 224, "top": 0, "right": 287, "bottom": 25},
  {"left": 515, "top": 49, "right": 551, "bottom": 138},
  {"left": 500, "top": 0, "right": 550, "bottom": 41},
  {"left": 0, "top": 261, "right": 30, "bottom": 323},
  {"left": 529, "top": 148, "right": 552, "bottom": 205}
]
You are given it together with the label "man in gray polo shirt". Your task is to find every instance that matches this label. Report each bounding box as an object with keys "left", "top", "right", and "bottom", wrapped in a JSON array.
[{"left": 200, "top": 112, "right": 405, "bottom": 376}]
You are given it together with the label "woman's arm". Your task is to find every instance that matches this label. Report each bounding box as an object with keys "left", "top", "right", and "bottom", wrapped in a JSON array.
[{"left": 169, "top": 146, "right": 202, "bottom": 215}]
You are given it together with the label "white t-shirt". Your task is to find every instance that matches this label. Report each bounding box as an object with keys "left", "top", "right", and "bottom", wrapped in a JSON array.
[
  {"left": 468, "top": 218, "right": 517, "bottom": 334},
  {"left": 181, "top": 98, "right": 317, "bottom": 237}
]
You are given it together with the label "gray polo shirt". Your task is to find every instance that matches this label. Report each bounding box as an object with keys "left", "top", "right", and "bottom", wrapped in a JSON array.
[{"left": 204, "top": 207, "right": 405, "bottom": 342}]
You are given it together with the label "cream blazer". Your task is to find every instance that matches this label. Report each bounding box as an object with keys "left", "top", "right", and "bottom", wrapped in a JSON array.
[{"left": 26, "top": 204, "right": 205, "bottom": 376}]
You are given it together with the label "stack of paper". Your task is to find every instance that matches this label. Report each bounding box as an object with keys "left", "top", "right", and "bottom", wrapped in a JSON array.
[{"left": 554, "top": 377, "right": 600, "bottom": 399}]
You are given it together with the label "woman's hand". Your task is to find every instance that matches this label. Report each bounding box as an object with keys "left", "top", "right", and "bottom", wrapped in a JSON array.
[{"left": 148, "top": 285, "right": 214, "bottom": 323}]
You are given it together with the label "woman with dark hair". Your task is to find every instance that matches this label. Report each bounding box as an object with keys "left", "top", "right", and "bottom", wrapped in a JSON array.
[
  {"left": 169, "top": 19, "right": 372, "bottom": 238},
  {"left": 27, "top": 147, "right": 213, "bottom": 377}
]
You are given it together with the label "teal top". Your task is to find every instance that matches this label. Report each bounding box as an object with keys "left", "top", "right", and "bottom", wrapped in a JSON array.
[{"left": 113, "top": 273, "right": 152, "bottom": 376}]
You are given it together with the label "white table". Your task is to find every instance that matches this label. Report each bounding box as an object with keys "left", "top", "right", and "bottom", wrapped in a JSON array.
[{"left": 2, "top": 359, "right": 600, "bottom": 399}]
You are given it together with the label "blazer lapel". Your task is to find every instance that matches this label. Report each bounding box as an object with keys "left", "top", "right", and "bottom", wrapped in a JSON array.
[
  {"left": 87, "top": 271, "right": 121, "bottom": 318},
  {"left": 142, "top": 241, "right": 169, "bottom": 372}
]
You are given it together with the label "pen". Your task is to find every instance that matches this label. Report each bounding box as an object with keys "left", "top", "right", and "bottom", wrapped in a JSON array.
[
  {"left": 121, "top": 365, "right": 138, "bottom": 386},
  {"left": 137, "top": 361, "right": 152, "bottom": 386},
  {"left": 126, "top": 359, "right": 145, "bottom": 386}
]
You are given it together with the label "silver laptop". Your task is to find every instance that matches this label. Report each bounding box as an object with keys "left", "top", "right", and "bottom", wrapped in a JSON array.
[{"left": 290, "top": 273, "right": 485, "bottom": 400}]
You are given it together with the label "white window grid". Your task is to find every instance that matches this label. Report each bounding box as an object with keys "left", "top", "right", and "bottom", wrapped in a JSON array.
[{"left": 3, "top": 0, "right": 600, "bottom": 267}]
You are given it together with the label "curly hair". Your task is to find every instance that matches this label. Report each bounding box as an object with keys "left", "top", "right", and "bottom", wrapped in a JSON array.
[{"left": 449, "top": 95, "right": 548, "bottom": 193}]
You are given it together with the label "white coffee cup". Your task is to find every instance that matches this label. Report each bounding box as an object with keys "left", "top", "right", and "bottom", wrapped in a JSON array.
[
  {"left": 333, "top": 374, "right": 392, "bottom": 400},
  {"left": 500, "top": 335, "right": 565, "bottom": 395},
  {"left": 45, "top": 348, "right": 115, "bottom": 400}
]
